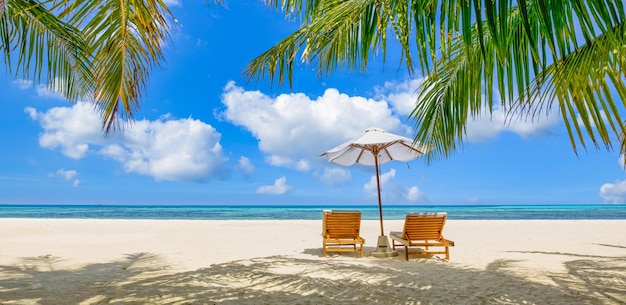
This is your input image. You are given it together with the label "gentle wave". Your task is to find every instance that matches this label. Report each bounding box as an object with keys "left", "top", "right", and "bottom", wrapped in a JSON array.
[{"left": 0, "top": 204, "right": 625, "bottom": 220}]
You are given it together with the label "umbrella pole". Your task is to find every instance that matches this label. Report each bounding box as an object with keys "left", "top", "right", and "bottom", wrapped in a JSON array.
[
  {"left": 375, "top": 154, "right": 384, "bottom": 236},
  {"left": 369, "top": 149, "right": 398, "bottom": 258}
]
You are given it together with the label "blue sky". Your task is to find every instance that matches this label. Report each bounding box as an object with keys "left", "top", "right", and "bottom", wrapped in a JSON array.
[{"left": 1, "top": 0, "right": 625, "bottom": 205}]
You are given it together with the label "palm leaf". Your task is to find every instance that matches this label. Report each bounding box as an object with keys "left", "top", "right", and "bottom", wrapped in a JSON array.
[
  {"left": 250, "top": 0, "right": 626, "bottom": 159},
  {"left": 1, "top": 0, "right": 94, "bottom": 101},
  {"left": 246, "top": 0, "right": 420, "bottom": 87},
  {"left": 56, "top": 0, "right": 174, "bottom": 134},
  {"left": 413, "top": 1, "right": 626, "bottom": 160}
]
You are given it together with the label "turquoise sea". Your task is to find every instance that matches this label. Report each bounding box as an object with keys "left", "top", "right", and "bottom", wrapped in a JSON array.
[{"left": 0, "top": 204, "right": 625, "bottom": 220}]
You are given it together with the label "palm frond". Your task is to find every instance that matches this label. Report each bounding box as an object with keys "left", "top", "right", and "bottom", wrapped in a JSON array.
[
  {"left": 246, "top": 0, "right": 422, "bottom": 87},
  {"left": 250, "top": 0, "right": 626, "bottom": 159},
  {"left": 56, "top": 0, "right": 174, "bottom": 134},
  {"left": 412, "top": 1, "right": 626, "bottom": 160},
  {"left": 523, "top": 22, "right": 626, "bottom": 153},
  {"left": 1, "top": 0, "right": 94, "bottom": 101}
]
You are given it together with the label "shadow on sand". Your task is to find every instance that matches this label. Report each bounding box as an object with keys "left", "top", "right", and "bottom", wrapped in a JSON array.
[{"left": 0, "top": 247, "right": 624, "bottom": 304}]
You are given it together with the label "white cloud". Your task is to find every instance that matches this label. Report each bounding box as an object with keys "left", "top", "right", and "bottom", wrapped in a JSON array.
[
  {"left": 363, "top": 168, "right": 426, "bottom": 203},
  {"left": 600, "top": 179, "right": 626, "bottom": 203},
  {"left": 256, "top": 176, "right": 292, "bottom": 195},
  {"left": 377, "top": 78, "right": 424, "bottom": 116},
  {"left": 57, "top": 168, "right": 77, "bottom": 180},
  {"left": 219, "top": 81, "right": 408, "bottom": 171},
  {"left": 15, "top": 78, "right": 67, "bottom": 100},
  {"left": 238, "top": 156, "right": 255, "bottom": 176},
  {"left": 364, "top": 168, "right": 397, "bottom": 196},
  {"left": 36, "top": 86, "right": 65, "bottom": 100},
  {"left": 319, "top": 167, "right": 351, "bottom": 186},
  {"left": 14, "top": 79, "right": 33, "bottom": 90},
  {"left": 405, "top": 186, "right": 423, "bottom": 202},
  {"left": 465, "top": 104, "right": 559, "bottom": 142},
  {"left": 295, "top": 160, "right": 311, "bottom": 172},
  {"left": 25, "top": 104, "right": 103, "bottom": 159},
  {"left": 27, "top": 102, "right": 229, "bottom": 182},
  {"left": 104, "top": 119, "right": 228, "bottom": 182},
  {"left": 54, "top": 168, "right": 80, "bottom": 187}
]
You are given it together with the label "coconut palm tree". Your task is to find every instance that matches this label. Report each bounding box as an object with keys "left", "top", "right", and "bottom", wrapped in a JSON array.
[
  {"left": 1, "top": 0, "right": 173, "bottom": 134},
  {"left": 246, "top": 0, "right": 626, "bottom": 160}
]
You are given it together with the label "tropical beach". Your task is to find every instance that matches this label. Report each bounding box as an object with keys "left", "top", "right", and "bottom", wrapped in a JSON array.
[
  {"left": 4, "top": 1, "right": 626, "bottom": 304},
  {"left": 1, "top": 217, "right": 625, "bottom": 304}
]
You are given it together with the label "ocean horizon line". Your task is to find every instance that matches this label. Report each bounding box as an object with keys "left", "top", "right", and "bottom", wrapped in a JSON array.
[
  {"left": 0, "top": 203, "right": 620, "bottom": 208},
  {"left": 1, "top": 204, "right": 625, "bottom": 220}
]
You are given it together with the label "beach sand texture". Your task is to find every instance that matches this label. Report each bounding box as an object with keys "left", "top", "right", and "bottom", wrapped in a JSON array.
[{"left": 0, "top": 218, "right": 625, "bottom": 304}]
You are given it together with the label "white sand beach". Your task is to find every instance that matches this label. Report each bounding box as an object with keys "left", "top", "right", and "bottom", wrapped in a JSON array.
[{"left": 0, "top": 218, "right": 625, "bottom": 304}]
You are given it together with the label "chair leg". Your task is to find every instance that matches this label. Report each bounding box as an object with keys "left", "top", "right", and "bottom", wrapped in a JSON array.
[
  {"left": 404, "top": 246, "right": 409, "bottom": 260},
  {"left": 359, "top": 243, "right": 364, "bottom": 257},
  {"left": 323, "top": 241, "right": 327, "bottom": 257},
  {"left": 445, "top": 246, "right": 450, "bottom": 260}
]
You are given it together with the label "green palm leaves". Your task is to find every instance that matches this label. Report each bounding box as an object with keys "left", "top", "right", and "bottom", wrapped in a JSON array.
[
  {"left": 247, "top": 0, "right": 626, "bottom": 160},
  {"left": 246, "top": 0, "right": 407, "bottom": 85},
  {"left": 64, "top": 0, "right": 173, "bottom": 132},
  {"left": 1, "top": 0, "right": 173, "bottom": 134},
  {"left": 414, "top": 1, "right": 626, "bottom": 160},
  {"left": 2, "top": 0, "right": 94, "bottom": 103}
]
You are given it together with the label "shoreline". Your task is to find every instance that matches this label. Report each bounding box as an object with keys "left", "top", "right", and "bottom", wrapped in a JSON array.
[{"left": 1, "top": 219, "right": 625, "bottom": 303}]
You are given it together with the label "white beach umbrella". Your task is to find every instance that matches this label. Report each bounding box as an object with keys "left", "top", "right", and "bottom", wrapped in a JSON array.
[{"left": 321, "top": 127, "right": 431, "bottom": 256}]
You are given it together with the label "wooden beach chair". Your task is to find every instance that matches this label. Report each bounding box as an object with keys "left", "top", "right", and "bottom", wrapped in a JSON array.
[
  {"left": 322, "top": 210, "right": 365, "bottom": 257},
  {"left": 390, "top": 212, "right": 455, "bottom": 260}
]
